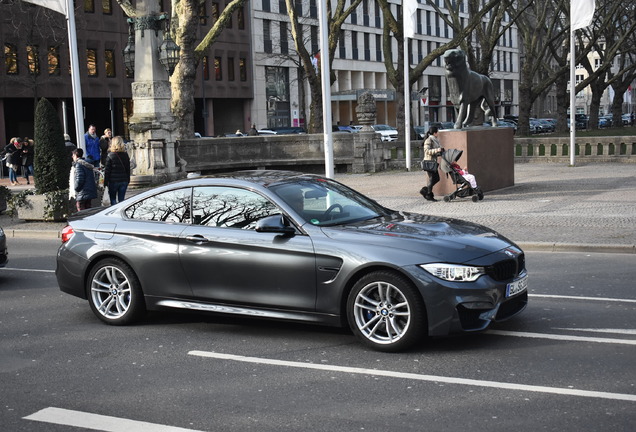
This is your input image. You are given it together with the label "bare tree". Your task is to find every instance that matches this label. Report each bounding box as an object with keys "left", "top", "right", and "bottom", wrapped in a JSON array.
[
  {"left": 116, "top": 0, "right": 246, "bottom": 140},
  {"left": 285, "top": 0, "right": 362, "bottom": 133},
  {"left": 375, "top": 0, "right": 501, "bottom": 138}
]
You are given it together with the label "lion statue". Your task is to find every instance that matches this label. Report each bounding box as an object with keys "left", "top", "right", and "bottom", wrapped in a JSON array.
[{"left": 443, "top": 49, "right": 497, "bottom": 129}]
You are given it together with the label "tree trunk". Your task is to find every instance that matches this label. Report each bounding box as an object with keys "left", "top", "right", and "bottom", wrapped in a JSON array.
[
  {"left": 555, "top": 73, "right": 569, "bottom": 134},
  {"left": 171, "top": 0, "right": 199, "bottom": 140}
]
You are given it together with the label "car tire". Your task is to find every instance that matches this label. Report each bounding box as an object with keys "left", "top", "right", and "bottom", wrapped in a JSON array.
[
  {"left": 347, "top": 271, "right": 427, "bottom": 352},
  {"left": 87, "top": 258, "right": 146, "bottom": 325}
]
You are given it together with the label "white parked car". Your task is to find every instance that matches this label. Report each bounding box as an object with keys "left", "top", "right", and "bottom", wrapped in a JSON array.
[{"left": 372, "top": 124, "right": 398, "bottom": 142}]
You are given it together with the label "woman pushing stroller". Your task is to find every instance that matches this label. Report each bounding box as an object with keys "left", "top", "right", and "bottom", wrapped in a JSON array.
[{"left": 419, "top": 126, "right": 444, "bottom": 202}]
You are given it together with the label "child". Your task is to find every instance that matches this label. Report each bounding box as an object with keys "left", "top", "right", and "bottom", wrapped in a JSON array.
[{"left": 451, "top": 162, "right": 478, "bottom": 189}]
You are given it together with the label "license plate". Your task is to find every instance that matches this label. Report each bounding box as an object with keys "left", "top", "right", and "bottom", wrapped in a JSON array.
[{"left": 506, "top": 275, "right": 528, "bottom": 298}]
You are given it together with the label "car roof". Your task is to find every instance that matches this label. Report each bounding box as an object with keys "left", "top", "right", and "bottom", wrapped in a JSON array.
[{"left": 168, "top": 170, "right": 322, "bottom": 189}]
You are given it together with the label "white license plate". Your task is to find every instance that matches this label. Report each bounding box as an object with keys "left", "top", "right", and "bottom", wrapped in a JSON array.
[{"left": 506, "top": 275, "right": 528, "bottom": 297}]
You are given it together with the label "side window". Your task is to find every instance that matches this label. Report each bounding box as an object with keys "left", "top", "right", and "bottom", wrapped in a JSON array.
[
  {"left": 192, "top": 186, "right": 278, "bottom": 229},
  {"left": 125, "top": 188, "right": 191, "bottom": 223}
]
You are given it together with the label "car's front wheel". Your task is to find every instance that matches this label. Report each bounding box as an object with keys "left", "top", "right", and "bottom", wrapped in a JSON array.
[
  {"left": 87, "top": 258, "right": 145, "bottom": 325},
  {"left": 347, "top": 271, "right": 427, "bottom": 352}
]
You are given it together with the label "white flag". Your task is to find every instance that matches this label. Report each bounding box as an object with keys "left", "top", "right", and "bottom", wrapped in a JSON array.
[
  {"left": 403, "top": 0, "right": 417, "bottom": 39},
  {"left": 571, "top": 0, "right": 595, "bottom": 30},
  {"left": 22, "top": 0, "right": 67, "bottom": 15}
]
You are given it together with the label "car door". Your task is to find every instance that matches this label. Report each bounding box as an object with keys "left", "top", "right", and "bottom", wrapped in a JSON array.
[{"left": 179, "top": 186, "right": 317, "bottom": 310}]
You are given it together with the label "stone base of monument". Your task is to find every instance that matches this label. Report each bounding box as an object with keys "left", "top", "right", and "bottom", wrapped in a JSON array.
[{"left": 433, "top": 127, "right": 514, "bottom": 197}]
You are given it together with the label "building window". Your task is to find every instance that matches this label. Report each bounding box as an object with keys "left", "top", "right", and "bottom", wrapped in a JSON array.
[
  {"left": 214, "top": 56, "right": 222, "bottom": 80},
  {"left": 228, "top": 57, "right": 235, "bottom": 81},
  {"left": 311, "top": 26, "right": 318, "bottom": 55},
  {"left": 203, "top": 56, "right": 210, "bottom": 80},
  {"left": 364, "top": 33, "right": 370, "bottom": 61},
  {"left": 309, "top": 0, "right": 317, "bottom": 18},
  {"left": 239, "top": 58, "right": 246, "bottom": 81},
  {"left": 87, "top": 49, "right": 98, "bottom": 76},
  {"left": 375, "top": 34, "right": 381, "bottom": 62},
  {"left": 363, "top": 0, "right": 369, "bottom": 26},
  {"left": 263, "top": 0, "right": 270, "bottom": 12},
  {"left": 238, "top": 6, "right": 244, "bottom": 29},
  {"left": 27, "top": 45, "right": 40, "bottom": 75},
  {"left": 225, "top": 1, "right": 232, "bottom": 28},
  {"left": 5, "top": 43, "right": 18, "bottom": 75},
  {"left": 48, "top": 46, "right": 60, "bottom": 75},
  {"left": 352, "top": 31, "right": 358, "bottom": 60},
  {"left": 338, "top": 31, "right": 346, "bottom": 59},
  {"left": 102, "top": 0, "right": 111, "bottom": 14},
  {"left": 278, "top": 0, "right": 286, "bottom": 14},
  {"left": 105, "top": 49, "right": 115, "bottom": 77},
  {"left": 211, "top": 2, "right": 219, "bottom": 21},
  {"left": 84, "top": 0, "right": 94, "bottom": 13},
  {"left": 263, "top": 20, "right": 272, "bottom": 53},
  {"left": 199, "top": 2, "right": 207, "bottom": 25},
  {"left": 280, "top": 22, "right": 288, "bottom": 54},
  {"left": 294, "top": 0, "right": 302, "bottom": 15}
]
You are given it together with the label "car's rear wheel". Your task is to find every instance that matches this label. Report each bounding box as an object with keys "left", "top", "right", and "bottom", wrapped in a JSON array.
[
  {"left": 347, "top": 271, "right": 427, "bottom": 352},
  {"left": 87, "top": 258, "right": 145, "bottom": 325}
]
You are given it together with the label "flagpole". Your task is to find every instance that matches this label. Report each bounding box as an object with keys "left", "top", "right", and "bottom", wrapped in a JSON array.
[
  {"left": 66, "top": 0, "right": 85, "bottom": 150},
  {"left": 569, "top": 26, "right": 576, "bottom": 166},
  {"left": 317, "top": 0, "right": 334, "bottom": 179},
  {"left": 404, "top": 36, "right": 412, "bottom": 171}
]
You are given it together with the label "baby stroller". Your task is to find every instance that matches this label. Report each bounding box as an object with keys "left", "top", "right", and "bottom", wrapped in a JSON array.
[{"left": 439, "top": 149, "right": 484, "bottom": 202}]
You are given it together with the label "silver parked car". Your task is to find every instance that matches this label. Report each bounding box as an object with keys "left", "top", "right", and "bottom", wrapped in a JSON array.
[{"left": 56, "top": 171, "right": 527, "bottom": 352}]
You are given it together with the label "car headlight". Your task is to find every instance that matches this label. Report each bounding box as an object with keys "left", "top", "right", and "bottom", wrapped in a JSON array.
[{"left": 420, "top": 263, "right": 485, "bottom": 282}]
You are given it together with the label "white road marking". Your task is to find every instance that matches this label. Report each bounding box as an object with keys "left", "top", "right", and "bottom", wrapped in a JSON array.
[
  {"left": 24, "top": 407, "right": 206, "bottom": 432},
  {"left": 529, "top": 294, "right": 636, "bottom": 303},
  {"left": 188, "top": 351, "right": 636, "bottom": 402},
  {"left": 0, "top": 267, "right": 55, "bottom": 273},
  {"left": 486, "top": 330, "right": 636, "bottom": 345},
  {"left": 554, "top": 328, "right": 636, "bottom": 335}
]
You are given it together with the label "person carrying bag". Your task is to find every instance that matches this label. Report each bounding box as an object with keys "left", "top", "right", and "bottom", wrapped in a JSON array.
[{"left": 419, "top": 126, "right": 444, "bottom": 202}]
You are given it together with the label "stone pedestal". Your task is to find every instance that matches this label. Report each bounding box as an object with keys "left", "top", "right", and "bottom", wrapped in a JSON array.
[
  {"left": 127, "top": 7, "right": 185, "bottom": 187},
  {"left": 433, "top": 127, "right": 514, "bottom": 196}
]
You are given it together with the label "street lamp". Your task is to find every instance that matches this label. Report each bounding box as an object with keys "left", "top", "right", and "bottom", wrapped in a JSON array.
[
  {"left": 158, "top": 28, "right": 180, "bottom": 75},
  {"left": 122, "top": 19, "right": 135, "bottom": 75},
  {"left": 121, "top": 15, "right": 180, "bottom": 76}
]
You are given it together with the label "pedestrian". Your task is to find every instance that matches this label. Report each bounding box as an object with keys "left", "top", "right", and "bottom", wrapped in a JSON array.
[
  {"left": 99, "top": 128, "right": 112, "bottom": 167},
  {"left": 247, "top": 124, "right": 258, "bottom": 136},
  {"left": 72, "top": 148, "right": 98, "bottom": 211},
  {"left": 64, "top": 133, "right": 77, "bottom": 162},
  {"left": 21, "top": 137, "right": 35, "bottom": 185},
  {"left": 103, "top": 136, "right": 131, "bottom": 205},
  {"left": 3, "top": 137, "right": 23, "bottom": 186},
  {"left": 419, "top": 126, "right": 444, "bottom": 202},
  {"left": 84, "top": 124, "right": 101, "bottom": 167}
]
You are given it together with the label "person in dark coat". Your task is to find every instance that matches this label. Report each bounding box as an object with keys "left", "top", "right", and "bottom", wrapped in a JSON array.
[
  {"left": 72, "top": 148, "right": 98, "bottom": 211},
  {"left": 84, "top": 124, "right": 101, "bottom": 167},
  {"left": 3, "top": 137, "right": 23, "bottom": 186},
  {"left": 99, "top": 128, "right": 112, "bottom": 167},
  {"left": 103, "top": 136, "right": 131, "bottom": 205},
  {"left": 21, "top": 138, "right": 35, "bottom": 185}
]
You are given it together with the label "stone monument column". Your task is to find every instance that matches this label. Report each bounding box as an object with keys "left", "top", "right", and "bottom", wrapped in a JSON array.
[
  {"left": 352, "top": 91, "right": 384, "bottom": 173},
  {"left": 127, "top": 0, "right": 183, "bottom": 186}
]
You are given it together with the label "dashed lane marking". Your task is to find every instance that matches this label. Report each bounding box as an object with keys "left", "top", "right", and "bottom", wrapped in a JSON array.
[
  {"left": 530, "top": 293, "right": 636, "bottom": 303},
  {"left": 188, "top": 351, "right": 636, "bottom": 402},
  {"left": 24, "top": 407, "right": 206, "bottom": 432},
  {"left": 486, "top": 330, "right": 636, "bottom": 345}
]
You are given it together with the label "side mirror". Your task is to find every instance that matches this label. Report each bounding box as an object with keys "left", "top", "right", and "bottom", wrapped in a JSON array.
[{"left": 255, "top": 215, "right": 296, "bottom": 236}]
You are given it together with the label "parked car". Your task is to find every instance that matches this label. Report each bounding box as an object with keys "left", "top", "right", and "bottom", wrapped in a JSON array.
[
  {"left": 0, "top": 226, "right": 7, "bottom": 268},
  {"left": 622, "top": 113, "right": 632, "bottom": 125},
  {"left": 599, "top": 116, "right": 611, "bottom": 128},
  {"left": 333, "top": 125, "right": 355, "bottom": 133},
  {"left": 55, "top": 171, "right": 528, "bottom": 352},
  {"left": 259, "top": 127, "right": 307, "bottom": 135},
  {"left": 371, "top": 124, "right": 398, "bottom": 142},
  {"left": 537, "top": 119, "right": 555, "bottom": 133}
]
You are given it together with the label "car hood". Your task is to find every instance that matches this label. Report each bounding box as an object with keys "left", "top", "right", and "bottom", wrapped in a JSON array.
[{"left": 320, "top": 211, "right": 517, "bottom": 262}]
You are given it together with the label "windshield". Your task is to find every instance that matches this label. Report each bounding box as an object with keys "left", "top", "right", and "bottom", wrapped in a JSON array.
[{"left": 270, "top": 178, "right": 389, "bottom": 227}]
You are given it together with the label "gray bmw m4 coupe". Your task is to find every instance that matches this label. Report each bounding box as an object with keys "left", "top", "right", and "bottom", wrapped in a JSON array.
[{"left": 56, "top": 170, "right": 527, "bottom": 352}]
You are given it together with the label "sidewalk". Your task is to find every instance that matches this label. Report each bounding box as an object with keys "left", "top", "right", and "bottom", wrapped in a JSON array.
[{"left": 2, "top": 163, "right": 635, "bottom": 253}]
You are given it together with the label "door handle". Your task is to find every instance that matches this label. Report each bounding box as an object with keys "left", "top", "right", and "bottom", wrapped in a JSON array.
[{"left": 185, "top": 234, "right": 209, "bottom": 244}]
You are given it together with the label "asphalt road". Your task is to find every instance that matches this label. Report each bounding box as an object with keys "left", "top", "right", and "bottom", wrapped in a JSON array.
[{"left": 1, "top": 238, "right": 634, "bottom": 432}]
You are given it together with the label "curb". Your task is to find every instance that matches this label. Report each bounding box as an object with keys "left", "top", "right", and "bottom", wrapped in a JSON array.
[
  {"left": 517, "top": 242, "right": 636, "bottom": 254},
  {"left": 5, "top": 229, "right": 636, "bottom": 254},
  {"left": 6, "top": 229, "right": 61, "bottom": 239}
]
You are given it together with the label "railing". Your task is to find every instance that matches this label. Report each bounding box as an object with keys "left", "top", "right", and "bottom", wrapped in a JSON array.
[{"left": 514, "top": 136, "right": 636, "bottom": 162}]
